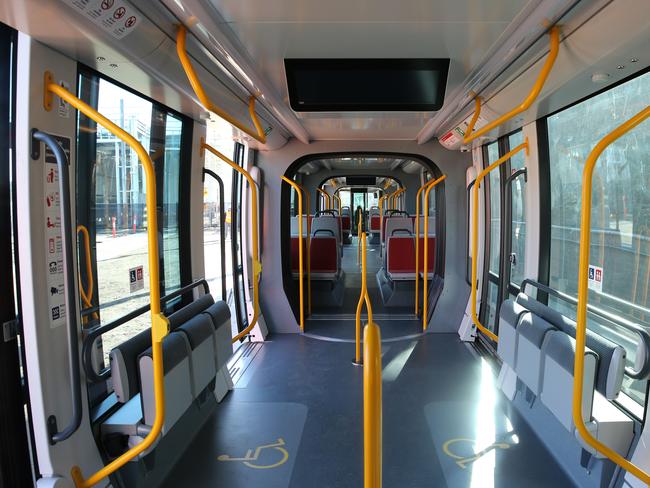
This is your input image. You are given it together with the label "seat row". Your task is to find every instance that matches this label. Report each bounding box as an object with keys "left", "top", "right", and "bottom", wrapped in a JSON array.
[
  {"left": 101, "top": 293, "right": 233, "bottom": 456},
  {"left": 382, "top": 215, "right": 436, "bottom": 281},
  {"left": 498, "top": 292, "right": 633, "bottom": 460},
  {"left": 290, "top": 215, "right": 345, "bottom": 281}
]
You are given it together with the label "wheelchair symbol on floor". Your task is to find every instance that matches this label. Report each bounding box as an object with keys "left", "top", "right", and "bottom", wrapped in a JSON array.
[
  {"left": 443, "top": 437, "right": 512, "bottom": 469},
  {"left": 217, "top": 438, "right": 289, "bottom": 469}
]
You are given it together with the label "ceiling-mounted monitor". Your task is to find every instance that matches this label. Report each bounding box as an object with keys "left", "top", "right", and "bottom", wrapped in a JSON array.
[
  {"left": 346, "top": 176, "right": 377, "bottom": 186},
  {"left": 285, "top": 58, "right": 450, "bottom": 112}
]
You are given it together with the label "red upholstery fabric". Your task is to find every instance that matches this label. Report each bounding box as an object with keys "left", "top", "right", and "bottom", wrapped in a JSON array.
[
  {"left": 310, "top": 237, "right": 338, "bottom": 273},
  {"left": 387, "top": 237, "right": 416, "bottom": 274},
  {"left": 341, "top": 216, "right": 351, "bottom": 232},
  {"left": 417, "top": 237, "right": 436, "bottom": 272},
  {"left": 370, "top": 215, "right": 381, "bottom": 232}
]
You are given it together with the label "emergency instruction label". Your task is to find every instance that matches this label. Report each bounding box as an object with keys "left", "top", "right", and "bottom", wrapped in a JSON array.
[
  {"left": 60, "top": 0, "right": 141, "bottom": 39},
  {"left": 43, "top": 135, "right": 71, "bottom": 329}
]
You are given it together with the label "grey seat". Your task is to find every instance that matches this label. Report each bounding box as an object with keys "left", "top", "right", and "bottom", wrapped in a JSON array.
[
  {"left": 110, "top": 328, "right": 152, "bottom": 404},
  {"left": 138, "top": 332, "right": 193, "bottom": 435},
  {"left": 497, "top": 299, "right": 528, "bottom": 370},
  {"left": 167, "top": 293, "right": 214, "bottom": 329},
  {"left": 176, "top": 314, "right": 218, "bottom": 397},
  {"left": 515, "top": 313, "right": 555, "bottom": 395},
  {"left": 203, "top": 301, "right": 233, "bottom": 372}
]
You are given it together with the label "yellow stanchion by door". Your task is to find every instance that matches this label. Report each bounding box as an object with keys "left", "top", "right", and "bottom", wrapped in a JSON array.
[
  {"left": 363, "top": 321, "right": 382, "bottom": 488},
  {"left": 317, "top": 187, "right": 331, "bottom": 210},
  {"left": 43, "top": 72, "right": 170, "bottom": 488},
  {"left": 281, "top": 176, "right": 305, "bottom": 332},
  {"left": 417, "top": 176, "right": 446, "bottom": 328},
  {"left": 201, "top": 140, "right": 262, "bottom": 343},
  {"left": 470, "top": 140, "right": 529, "bottom": 342},
  {"left": 293, "top": 181, "right": 312, "bottom": 315},
  {"left": 573, "top": 106, "right": 650, "bottom": 484},
  {"left": 333, "top": 193, "right": 342, "bottom": 216}
]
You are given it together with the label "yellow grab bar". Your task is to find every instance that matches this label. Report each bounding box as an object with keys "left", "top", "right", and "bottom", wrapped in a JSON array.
[
  {"left": 573, "top": 106, "right": 650, "bottom": 484},
  {"left": 201, "top": 140, "right": 262, "bottom": 343},
  {"left": 463, "top": 26, "right": 560, "bottom": 144},
  {"left": 470, "top": 140, "right": 529, "bottom": 342},
  {"left": 391, "top": 188, "right": 406, "bottom": 210},
  {"left": 282, "top": 177, "right": 305, "bottom": 332},
  {"left": 421, "top": 176, "right": 446, "bottom": 331},
  {"left": 357, "top": 210, "right": 363, "bottom": 266},
  {"left": 317, "top": 187, "right": 331, "bottom": 209},
  {"left": 415, "top": 176, "right": 446, "bottom": 319},
  {"left": 76, "top": 224, "right": 98, "bottom": 323},
  {"left": 333, "top": 193, "right": 342, "bottom": 216},
  {"left": 43, "top": 73, "right": 169, "bottom": 488},
  {"left": 363, "top": 320, "right": 382, "bottom": 488},
  {"left": 176, "top": 25, "right": 267, "bottom": 144},
  {"left": 355, "top": 232, "right": 374, "bottom": 364},
  {"left": 293, "top": 181, "right": 312, "bottom": 315}
]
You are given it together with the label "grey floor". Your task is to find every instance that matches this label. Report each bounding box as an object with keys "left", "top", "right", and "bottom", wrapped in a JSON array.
[{"left": 162, "top": 334, "right": 576, "bottom": 487}]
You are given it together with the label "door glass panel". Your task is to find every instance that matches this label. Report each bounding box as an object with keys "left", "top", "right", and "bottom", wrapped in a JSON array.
[
  {"left": 509, "top": 130, "right": 526, "bottom": 287},
  {"left": 486, "top": 143, "right": 501, "bottom": 274},
  {"left": 162, "top": 114, "right": 182, "bottom": 293},
  {"left": 547, "top": 71, "right": 650, "bottom": 405},
  {"left": 204, "top": 118, "right": 236, "bottom": 330}
]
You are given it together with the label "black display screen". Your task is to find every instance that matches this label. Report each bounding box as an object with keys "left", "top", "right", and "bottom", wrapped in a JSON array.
[
  {"left": 346, "top": 176, "right": 377, "bottom": 186},
  {"left": 285, "top": 58, "right": 449, "bottom": 112}
]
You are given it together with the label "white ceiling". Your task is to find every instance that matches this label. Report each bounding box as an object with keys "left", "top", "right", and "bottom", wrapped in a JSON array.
[{"left": 208, "top": 0, "right": 530, "bottom": 140}]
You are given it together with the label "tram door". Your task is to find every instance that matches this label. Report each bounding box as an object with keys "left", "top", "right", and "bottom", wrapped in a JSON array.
[{"left": 352, "top": 189, "right": 366, "bottom": 233}]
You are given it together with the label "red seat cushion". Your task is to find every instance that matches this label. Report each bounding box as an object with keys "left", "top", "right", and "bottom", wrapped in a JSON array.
[{"left": 341, "top": 216, "right": 351, "bottom": 231}]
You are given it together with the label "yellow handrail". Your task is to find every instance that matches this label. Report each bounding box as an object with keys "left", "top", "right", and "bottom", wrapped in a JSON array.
[
  {"left": 357, "top": 210, "right": 363, "bottom": 266},
  {"left": 463, "top": 26, "right": 560, "bottom": 144},
  {"left": 333, "top": 193, "right": 342, "bottom": 216},
  {"left": 282, "top": 176, "right": 305, "bottom": 332},
  {"left": 43, "top": 73, "right": 169, "bottom": 488},
  {"left": 293, "top": 181, "right": 312, "bottom": 315},
  {"left": 421, "top": 176, "right": 446, "bottom": 330},
  {"left": 176, "top": 25, "right": 267, "bottom": 144},
  {"left": 76, "top": 224, "right": 98, "bottom": 323},
  {"left": 355, "top": 232, "right": 374, "bottom": 364},
  {"left": 573, "top": 106, "right": 650, "bottom": 484},
  {"left": 415, "top": 176, "right": 446, "bottom": 320},
  {"left": 201, "top": 140, "right": 261, "bottom": 343},
  {"left": 363, "top": 321, "right": 382, "bottom": 488},
  {"left": 391, "top": 188, "right": 406, "bottom": 210},
  {"left": 317, "top": 187, "right": 331, "bottom": 209},
  {"left": 470, "top": 140, "right": 529, "bottom": 342}
]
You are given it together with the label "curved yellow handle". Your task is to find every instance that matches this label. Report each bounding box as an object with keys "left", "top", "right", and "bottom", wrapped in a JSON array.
[
  {"left": 316, "top": 188, "right": 331, "bottom": 209},
  {"left": 176, "top": 25, "right": 267, "bottom": 144},
  {"left": 573, "top": 106, "right": 650, "bottom": 484},
  {"left": 44, "top": 72, "right": 169, "bottom": 488},
  {"left": 76, "top": 225, "right": 98, "bottom": 323},
  {"left": 470, "top": 140, "right": 529, "bottom": 342},
  {"left": 463, "top": 27, "right": 560, "bottom": 144},
  {"left": 421, "top": 176, "right": 446, "bottom": 330}
]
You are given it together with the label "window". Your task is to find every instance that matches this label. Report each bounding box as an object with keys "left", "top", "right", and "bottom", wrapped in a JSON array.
[
  {"left": 546, "top": 71, "right": 650, "bottom": 405},
  {"left": 76, "top": 73, "right": 190, "bottom": 369},
  {"left": 508, "top": 131, "right": 527, "bottom": 288},
  {"left": 482, "top": 142, "right": 501, "bottom": 333},
  {"left": 203, "top": 117, "right": 238, "bottom": 333}
]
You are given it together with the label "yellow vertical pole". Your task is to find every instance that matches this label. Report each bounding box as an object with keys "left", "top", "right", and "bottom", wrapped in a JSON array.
[
  {"left": 572, "top": 106, "right": 650, "bottom": 484},
  {"left": 422, "top": 176, "right": 446, "bottom": 330},
  {"left": 355, "top": 232, "right": 374, "bottom": 364},
  {"left": 317, "top": 188, "right": 331, "bottom": 209},
  {"left": 414, "top": 178, "right": 441, "bottom": 315},
  {"left": 281, "top": 177, "right": 304, "bottom": 332},
  {"left": 294, "top": 182, "right": 312, "bottom": 316},
  {"left": 470, "top": 141, "right": 529, "bottom": 342},
  {"left": 363, "top": 321, "right": 382, "bottom": 488},
  {"left": 333, "top": 193, "right": 342, "bottom": 216}
]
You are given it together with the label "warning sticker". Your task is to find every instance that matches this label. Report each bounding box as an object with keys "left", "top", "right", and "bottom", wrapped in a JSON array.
[
  {"left": 43, "top": 135, "right": 71, "bottom": 329},
  {"left": 129, "top": 265, "right": 144, "bottom": 293},
  {"left": 57, "top": 80, "right": 71, "bottom": 118},
  {"left": 588, "top": 264, "right": 604, "bottom": 293},
  {"left": 60, "top": 0, "right": 141, "bottom": 40}
]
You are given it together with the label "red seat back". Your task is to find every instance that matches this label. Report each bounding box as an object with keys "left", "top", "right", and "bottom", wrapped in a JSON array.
[
  {"left": 387, "top": 237, "right": 416, "bottom": 274},
  {"left": 341, "top": 216, "right": 351, "bottom": 231},
  {"left": 310, "top": 237, "right": 338, "bottom": 273},
  {"left": 370, "top": 215, "right": 381, "bottom": 232},
  {"left": 417, "top": 236, "right": 436, "bottom": 272}
]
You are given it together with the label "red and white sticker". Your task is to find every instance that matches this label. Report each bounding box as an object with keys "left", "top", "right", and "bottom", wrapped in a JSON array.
[
  {"left": 60, "top": 0, "right": 141, "bottom": 40},
  {"left": 588, "top": 264, "right": 604, "bottom": 293}
]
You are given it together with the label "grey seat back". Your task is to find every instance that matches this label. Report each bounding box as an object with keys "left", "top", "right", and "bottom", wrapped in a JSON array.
[
  {"left": 167, "top": 293, "right": 214, "bottom": 329},
  {"left": 110, "top": 329, "right": 152, "bottom": 403},
  {"left": 384, "top": 217, "right": 413, "bottom": 241},
  {"left": 311, "top": 216, "right": 341, "bottom": 245},
  {"left": 203, "top": 301, "right": 233, "bottom": 372},
  {"left": 515, "top": 313, "right": 555, "bottom": 395},
  {"left": 497, "top": 299, "right": 528, "bottom": 370},
  {"left": 177, "top": 314, "right": 218, "bottom": 396}
]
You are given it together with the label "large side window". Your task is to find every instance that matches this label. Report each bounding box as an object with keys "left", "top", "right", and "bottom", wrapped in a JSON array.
[
  {"left": 76, "top": 72, "right": 190, "bottom": 369},
  {"left": 545, "top": 71, "right": 650, "bottom": 406},
  {"left": 481, "top": 142, "right": 501, "bottom": 333},
  {"left": 507, "top": 130, "right": 527, "bottom": 290}
]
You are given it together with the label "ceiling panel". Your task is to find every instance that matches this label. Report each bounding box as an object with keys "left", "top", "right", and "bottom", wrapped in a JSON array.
[{"left": 207, "top": 0, "right": 530, "bottom": 140}]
